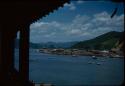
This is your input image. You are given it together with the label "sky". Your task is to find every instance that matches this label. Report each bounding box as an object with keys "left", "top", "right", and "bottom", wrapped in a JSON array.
[{"left": 30, "top": 0, "right": 124, "bottom": 43}]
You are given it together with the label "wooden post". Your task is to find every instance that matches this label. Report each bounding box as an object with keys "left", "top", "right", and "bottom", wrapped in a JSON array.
[
  {"left": 19, "top": 24, "right": 29, "bottom": 84},
  {"left": 0, "top": 24, "right": 16, "bottom": 85},
  {"left": 0, "top": 24, "right": 3, "bottom": 85}
]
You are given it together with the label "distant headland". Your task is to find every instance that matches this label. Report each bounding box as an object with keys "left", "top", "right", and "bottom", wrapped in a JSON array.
[{"left": 38, "top": 31, "right": 124, "bottom": 58}]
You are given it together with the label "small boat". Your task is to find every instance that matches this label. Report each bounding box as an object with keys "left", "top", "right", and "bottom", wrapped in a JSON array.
[
  {"left": 92, "top": 56, "right": 97, "bottom": 59},
  {"left": 92, "top": 56, "right": 95, "bottom": 57},
  {"left": 96, "top": 63, "right": 101, "bottom": 65},
  {"left": 72, "top": 55, "right": 77, "bottom": 57}
]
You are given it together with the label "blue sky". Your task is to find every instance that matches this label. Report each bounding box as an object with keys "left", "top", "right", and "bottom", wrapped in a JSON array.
[{"left": 30, "top": 0, "right": 124, "bottom": 43}]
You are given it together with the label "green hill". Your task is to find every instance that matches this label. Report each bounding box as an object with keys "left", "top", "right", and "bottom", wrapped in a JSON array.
[{"left": 71, "top": 31, "right": 124, "bottom": 50}]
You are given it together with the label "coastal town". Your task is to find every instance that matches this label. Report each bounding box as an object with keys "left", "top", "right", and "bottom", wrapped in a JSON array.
[{"left": 38, "top": 48, "right": 124, "bottom": 58}]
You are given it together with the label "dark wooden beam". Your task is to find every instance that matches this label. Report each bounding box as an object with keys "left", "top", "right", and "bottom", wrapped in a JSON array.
[
  {"left": 0, "top": 24, "right": 16, "bottom": 85},
  {"left": 19, "top": 24, "right": 30, "bottom": 85}
]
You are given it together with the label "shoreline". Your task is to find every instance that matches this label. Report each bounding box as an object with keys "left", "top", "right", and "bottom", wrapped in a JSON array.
[{"left": 38, "top": 48, "right": 124, "bottom": 58}]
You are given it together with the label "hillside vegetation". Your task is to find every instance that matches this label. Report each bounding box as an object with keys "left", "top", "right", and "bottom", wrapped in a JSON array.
[{"left": 71, "top": 31, "right": 124, "bottom": 50}]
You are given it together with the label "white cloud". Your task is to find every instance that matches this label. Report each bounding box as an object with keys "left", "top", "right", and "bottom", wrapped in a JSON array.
[
  {"left": 77, "top": 0, "right": 84, "bottom": 4},
  {"left": 69, "top": 29, "right": 82, "bottom": 35},
  {"left": 30, "top": 21, "right": 61, "bottom": 30},
  {"left": 64, "top": 3, "right": 76, "bottom": 10},
  {"left": 30, "top": 12, "right": 124, "bottom": 43},
  {"left": 43, "top": 32, "right": 56, "bottom": 38},
  {"left": 93, "top": 12, "right": 110, "bottom": 22}
]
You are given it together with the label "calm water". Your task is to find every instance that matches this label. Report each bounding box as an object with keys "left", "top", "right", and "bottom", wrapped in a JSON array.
[{"left": 15, "top": 49, "right": 124, "bottom": 85}]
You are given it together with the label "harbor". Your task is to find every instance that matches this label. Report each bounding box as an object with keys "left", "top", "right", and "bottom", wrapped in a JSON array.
[{"left": 38, "top": 48, "right": 124, "bottom": 58}]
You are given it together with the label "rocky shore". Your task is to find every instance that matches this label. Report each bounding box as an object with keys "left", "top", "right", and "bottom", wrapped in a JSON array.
[{"left": 38, "top": 48, "right": 124, "bottom": 58}]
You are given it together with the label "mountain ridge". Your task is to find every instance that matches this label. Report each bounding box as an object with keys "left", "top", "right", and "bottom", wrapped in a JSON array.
[
  {"left": 15, "top": 31, "right": 124, "bottom": 50},
  {"left": 15, "top": 39, "right": 77, "bottom": 49},
  {"left": 71, "top": 31, "right": 124, "bottom": 50}
]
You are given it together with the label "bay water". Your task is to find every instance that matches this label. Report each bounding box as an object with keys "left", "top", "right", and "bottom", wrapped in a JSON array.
[{"left": 15, "top": 49, "right": 124, "bottom": 85}]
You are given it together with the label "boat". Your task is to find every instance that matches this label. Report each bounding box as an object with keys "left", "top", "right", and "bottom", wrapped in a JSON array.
[
  {"left": 88, "top": 62, "right": 95, "bottom": 64},
  {"left": 72, "top": 55, "right": 77, "bottom": 57},
  {"left": 96, "top": 63, "right": 101, "bottom": 65},
  {"left": 92, "top": 56, "right": 97, "bottom": 59}
]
